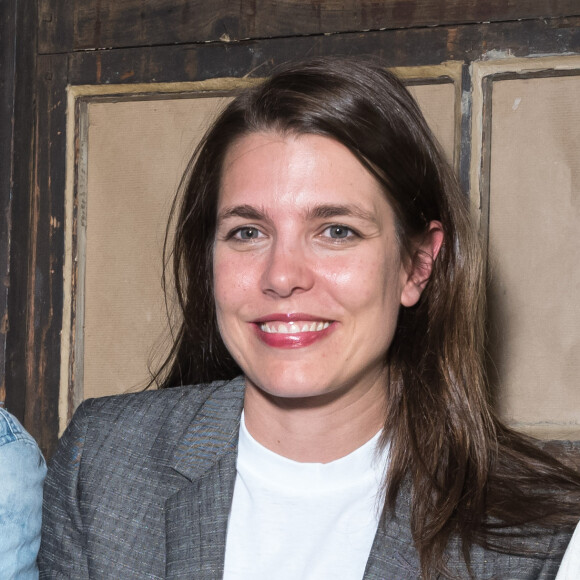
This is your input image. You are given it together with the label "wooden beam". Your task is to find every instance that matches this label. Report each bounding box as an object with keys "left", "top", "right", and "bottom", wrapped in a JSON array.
[
  {"left": 3, "top": 0, "right": 38, "bottom": 425},
  {"left": 38, "top": 0, "right": 580, "bottom": 54},
  {"left": 66, "top": 17, "right": 580, "bottom": 87},
  {"left": 21, "top": 54, "right": 68, "bottom": 458},
  {"left": 0, "top": 1, "right": 17, "bottom": 406}
]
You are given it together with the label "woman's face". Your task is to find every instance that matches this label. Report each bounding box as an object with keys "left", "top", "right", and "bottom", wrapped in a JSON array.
[{"left": 213, "top": 132, "right": 421, "bottom": 404}]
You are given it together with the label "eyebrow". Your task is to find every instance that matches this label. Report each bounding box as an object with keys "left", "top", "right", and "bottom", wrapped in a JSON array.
[
  {"left": 217, "top": 204, "right": 265, "bottom": 223},
  {"left": 217, "top": 203, "right": 379, "bottom": 225},
  {"left": 306, "top": 204, "right": 378, "bottom": 223}
]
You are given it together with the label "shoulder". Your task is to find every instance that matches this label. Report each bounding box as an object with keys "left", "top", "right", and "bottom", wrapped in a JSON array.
[
  {"left": 57, "top": 376, "right": 245, "bottom": 463},
  {"left": 0, "top": 406, "right": 46, "bottom": 484},
  {"left": 464, "top": 525, "right": 574, "bottom": 579},
  {"left": 74, "top": 375, "right": 245, "bottom": 431},
  {"left": 0, "top": 408, "right": 45, "bottom": 578},
  {"left": 0, "top": 406, "right": 45, "bottom": 470},
  {"left": 43, "top": 376, "right": 244, "bottom": 538},
  {"left": 0, "top": 406, "right": 39, "bottom": 448}
]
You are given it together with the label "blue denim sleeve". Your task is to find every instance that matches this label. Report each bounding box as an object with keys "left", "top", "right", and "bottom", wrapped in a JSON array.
[{"left": 0, "top": 407, "right": 47, "bottom": 580}]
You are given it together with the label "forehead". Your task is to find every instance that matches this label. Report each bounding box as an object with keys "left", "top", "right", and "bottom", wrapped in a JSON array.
[{"left": 218, "top": 132, "right": 392, "bottom": 218}]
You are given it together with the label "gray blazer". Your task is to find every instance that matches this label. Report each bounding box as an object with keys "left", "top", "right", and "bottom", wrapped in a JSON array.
[{"left": 39, "top": 377, "right": 570, "bottom": 579}]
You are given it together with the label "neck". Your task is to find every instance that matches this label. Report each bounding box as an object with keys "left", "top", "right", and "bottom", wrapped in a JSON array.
[{"left": 242, "top": 373, "right": 387, "bottom": 463}]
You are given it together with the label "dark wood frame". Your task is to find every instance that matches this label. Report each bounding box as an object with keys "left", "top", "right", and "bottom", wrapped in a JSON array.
[
  {"left": 2, "top": 1, "right": 580, "bottom": 458},
  {"left": 1, "top": 0, "right": 40, "bottom": 425},
  {"left": 36, "top": 0, "right": 580, "bottom": 53}
]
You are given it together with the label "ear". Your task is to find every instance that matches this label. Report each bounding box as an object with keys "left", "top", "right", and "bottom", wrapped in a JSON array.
[{"left": 400, "top": 221, "right": 444, "bottom": 308}]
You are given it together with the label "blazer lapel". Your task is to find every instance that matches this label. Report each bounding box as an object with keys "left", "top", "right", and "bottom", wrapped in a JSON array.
[
  {"left": 165, "top": 449, "right": 237, "bottom": 579},
  {"left": 164, "top": 378, "right": 245, "bottom": 580},
  {"left": 363, "top": 483, "right": 422, "bottom": 580}
]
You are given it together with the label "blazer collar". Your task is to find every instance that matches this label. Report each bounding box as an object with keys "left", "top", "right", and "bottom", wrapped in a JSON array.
[
  {"left": 164, "top": 376, "right": 245, "bottom": 579},
  {"left": 170, "top": 376, "right": 245, "bottom": 482}
]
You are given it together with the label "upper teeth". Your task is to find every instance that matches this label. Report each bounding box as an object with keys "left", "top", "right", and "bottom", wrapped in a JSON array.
[{"left": 260, "top": 321, "right": 331, "bottom": 334}]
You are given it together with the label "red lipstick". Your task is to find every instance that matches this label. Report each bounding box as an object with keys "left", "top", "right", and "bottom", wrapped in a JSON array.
[{"left": 251, "top": 313, "right": 335, "bottom": 348}]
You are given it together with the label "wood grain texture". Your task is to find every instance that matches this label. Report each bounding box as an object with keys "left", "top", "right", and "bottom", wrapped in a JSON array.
[
  {"left": 66, "top": 17, "right": 580, "bottom": 87},
  {"left": 38, "top": 0, "right": 74, "bottom": 54},
  {"left": 38, "top": 0, "right": 580, "bottom": 54},
  {"left": 17, "top": 55, "right": 68, "bottom": 458},
  {"left": 3, "top": 0, "right": 38, "bottom": 426},
  {"left": 0, "top": 0, "right": 16, "bottom": 406}
]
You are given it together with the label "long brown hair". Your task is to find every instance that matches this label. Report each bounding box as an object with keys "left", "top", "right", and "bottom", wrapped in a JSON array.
[{"left": 157, "top": 57, "right": 580, "bottom": 578}]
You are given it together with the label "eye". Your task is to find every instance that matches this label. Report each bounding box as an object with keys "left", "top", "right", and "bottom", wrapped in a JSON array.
[
  {"left": 232, "top": 226, "right": 263, "bottom": 240},
  {"left": 322, "top": 225, "right": 356, "bottom": 239}
]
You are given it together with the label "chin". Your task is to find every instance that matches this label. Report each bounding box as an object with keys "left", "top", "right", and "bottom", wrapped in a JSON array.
[
  {"left": 248, "top": 375, "right": 356, "bottom": 409},
  {"left": 246, "top": 368, "right": 336, "bottom": 400}
]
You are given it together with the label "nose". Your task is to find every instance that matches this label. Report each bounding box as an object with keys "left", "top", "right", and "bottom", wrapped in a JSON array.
[{"left": 261, "top": 240, "right": 314, "bottom": 298}]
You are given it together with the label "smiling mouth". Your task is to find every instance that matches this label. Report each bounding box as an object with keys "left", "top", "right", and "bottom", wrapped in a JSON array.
[{"left": 259, "top": 321, "right": 331, "bottom": 334}]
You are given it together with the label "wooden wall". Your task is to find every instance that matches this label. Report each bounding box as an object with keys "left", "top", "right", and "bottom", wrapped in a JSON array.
[{"left": 2, "top": 0, "right": 580, "bottom": 458}]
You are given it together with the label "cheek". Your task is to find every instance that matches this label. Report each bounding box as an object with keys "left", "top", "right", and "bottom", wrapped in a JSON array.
[
  {"left": 212, "top": 278, "right": 241, "bottom": 350},
  {"left": 319, "top": 253, "right": 371, "bottom": 285},
  {"left": 213, "top": 252, "right": 234, "bottom": 314},
  {"left": 213, "top": 252, "right": 257, "bottom": 313},
  {"left": 213, "top": 256, "right": 257, "bottom": 360},
  {"left": 319, "top": 253, "right": 402, "bottom": 308}
]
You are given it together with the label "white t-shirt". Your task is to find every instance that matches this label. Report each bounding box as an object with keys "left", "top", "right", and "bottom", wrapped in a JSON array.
[{"left": 223, "top": 415, "right": 387, "bottom": 580}]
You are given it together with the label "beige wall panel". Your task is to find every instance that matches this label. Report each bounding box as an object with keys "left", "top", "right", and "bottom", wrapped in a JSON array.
[
  {"left": 82, "top": 83, "right": 456, "bottom": 400},
  {"left": 488, "top": 75, "right": 580, "bottom": 430},
  {"left": 84, "top": 96, "right": 230, "bottom": 398},
  {"left": 408, "top": 82, "right": 456, "bottom": 162}
]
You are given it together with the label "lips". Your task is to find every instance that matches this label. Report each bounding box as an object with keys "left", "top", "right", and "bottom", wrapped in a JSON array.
[{"left": 252, "top": 314, "right": 335, "bottom": 348}]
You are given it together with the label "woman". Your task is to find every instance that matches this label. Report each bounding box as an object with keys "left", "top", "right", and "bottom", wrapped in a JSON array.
[
  {"left": 0, "top": 406, "right": 46, "bottom": 579},
  {"left": 40, "top": 58, "right": 580, "bottom": 579}
]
